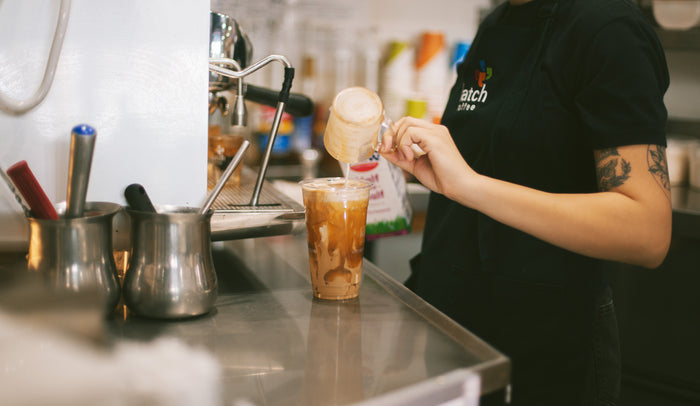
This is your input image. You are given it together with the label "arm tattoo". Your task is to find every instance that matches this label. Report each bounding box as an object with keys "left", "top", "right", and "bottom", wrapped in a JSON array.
[
  {"left": 595, "top": 148, "right": 631, "bottom": 191},
  {"left": 647, "top": 145, "right": 671, "bottom": 196},
  {"left": 596, "top": 148, "right": 619, "bottom": 161}
]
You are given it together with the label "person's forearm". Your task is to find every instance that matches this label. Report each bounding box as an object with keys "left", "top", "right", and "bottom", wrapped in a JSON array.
[{"left": 452, "top": 174, "right": 670, "bottom": 268}]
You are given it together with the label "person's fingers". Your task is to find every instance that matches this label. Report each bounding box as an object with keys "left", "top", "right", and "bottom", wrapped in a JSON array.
[
  {"left": 379, "top": 128, "right": 394, "bottom": 153},
  {"left": 395, "top": 121, "right": 419, "bottom": 150},
  {"left": 411, "top": 144, "right": 427, "bottom": 157},
  {"left": 383, "top": 116, "right": 434, "bottom": 160},
  {"left": 398, "top": 144, "right": 415, "bottom": 161},
  {"left": 380, "top": 147, "right": 412, "bottom": 172}
]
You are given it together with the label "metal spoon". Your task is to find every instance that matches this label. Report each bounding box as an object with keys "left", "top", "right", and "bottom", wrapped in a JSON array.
[
  {"left": 199, "top": 139, "right": 249, "bottom": 215},
  {"left": 65, "top": 124, "right": 96, "bottom": 218}
]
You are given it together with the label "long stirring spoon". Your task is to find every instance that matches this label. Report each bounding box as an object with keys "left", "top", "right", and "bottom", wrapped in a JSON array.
[
  {"left": 65, "top": 124, "right": 96, "bottom": 218},
  {"left": 199, "top": 139, "right": 249, "bottom": 215}
]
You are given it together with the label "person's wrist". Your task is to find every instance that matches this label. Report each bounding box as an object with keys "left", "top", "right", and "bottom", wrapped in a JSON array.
[{"left": 447, "top": 168, "right": 484, "bottom": 208}]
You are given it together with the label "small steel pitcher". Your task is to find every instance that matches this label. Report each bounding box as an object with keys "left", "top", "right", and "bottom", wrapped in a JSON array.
[
  {"left": 123, "top": 207, "right": 217, "bottom": 319},
  {"left": 27, "top": 202, "right": 122, "bottom": 315}
]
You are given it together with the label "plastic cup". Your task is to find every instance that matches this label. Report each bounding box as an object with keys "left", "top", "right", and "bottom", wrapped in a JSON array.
[{"left": 300, "top": 178, "right": 372, "bottom": 300}]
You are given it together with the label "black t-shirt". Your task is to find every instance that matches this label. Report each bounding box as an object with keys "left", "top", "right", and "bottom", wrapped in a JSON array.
[{"left": 412, "top": 0, "right": 669, "bottom": 401}]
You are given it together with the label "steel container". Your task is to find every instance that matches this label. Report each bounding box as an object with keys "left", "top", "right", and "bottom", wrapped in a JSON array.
[
  {"left": 27, "top": 201, "right": 122, "bottom": 315},
  {"left": 124, "top": 206, "right": 217, "bottom": 319}
]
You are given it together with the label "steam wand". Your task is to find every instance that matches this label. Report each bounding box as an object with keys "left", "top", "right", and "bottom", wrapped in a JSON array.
[{"left": 208, "top": 55, "right": 295, "bottom": 207}]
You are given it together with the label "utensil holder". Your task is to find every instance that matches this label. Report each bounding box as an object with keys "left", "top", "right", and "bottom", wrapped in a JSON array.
[{"left": 27, "top": 202, "right": 122, "bottom": 315}]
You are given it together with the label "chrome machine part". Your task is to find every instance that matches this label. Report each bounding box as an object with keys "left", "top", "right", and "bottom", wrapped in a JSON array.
[
  {"left": 208, "top": 54, "right": 294, "bottom": 207},
  {"left": 208, "top": 11, "right": 252, "bottom": 93},
  {"left": 200, "top": 139, "right": 250, "bottom": 214}
]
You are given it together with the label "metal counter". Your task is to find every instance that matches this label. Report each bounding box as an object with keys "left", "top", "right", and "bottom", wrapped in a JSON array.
[{"left": 108, "top": 234, "right": 510, "bottom": 405}]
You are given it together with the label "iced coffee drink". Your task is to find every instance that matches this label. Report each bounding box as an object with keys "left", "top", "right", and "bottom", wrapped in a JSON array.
[{"left": 300, "top": 178, "right": 371, "bottom": 300}]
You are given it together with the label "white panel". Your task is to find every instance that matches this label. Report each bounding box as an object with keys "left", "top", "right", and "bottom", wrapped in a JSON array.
[{"left": 0, "top": 0, "right": 210, "bottom": 250}]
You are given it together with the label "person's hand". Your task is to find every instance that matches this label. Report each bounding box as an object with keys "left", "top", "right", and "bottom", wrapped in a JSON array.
[{"left": 379, "top": 116, "right": 476, "bottom": 197}]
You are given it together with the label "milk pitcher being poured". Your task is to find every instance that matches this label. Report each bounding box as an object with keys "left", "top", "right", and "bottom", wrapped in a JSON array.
[
  {"left": 323, "top": 87, "right": 415, "bottom": 240},
  {"left": 323, "top": 87, "right": 391, "bottom": 164}
]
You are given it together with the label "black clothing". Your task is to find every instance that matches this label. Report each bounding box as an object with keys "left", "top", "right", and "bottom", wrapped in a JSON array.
[{"left": 409, "top": 0, "right": 669, "bottom": 404}]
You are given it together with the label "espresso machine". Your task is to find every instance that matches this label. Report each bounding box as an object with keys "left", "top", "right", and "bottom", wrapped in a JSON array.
[{"left": 207, "top": 11, "right": 313, "bottom": 240}]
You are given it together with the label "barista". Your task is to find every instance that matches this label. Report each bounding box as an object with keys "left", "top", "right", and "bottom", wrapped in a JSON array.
[{"left": 380, "top": 0, "right": 671, "bottom": 404}]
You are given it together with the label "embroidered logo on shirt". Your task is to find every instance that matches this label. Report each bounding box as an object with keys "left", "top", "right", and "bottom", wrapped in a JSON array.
[
  {"left": 457, "top": 60, "right": 492, "bottom": 112},
  {"left": 475, "top": 60, "right": 493, "bottom": 87}
]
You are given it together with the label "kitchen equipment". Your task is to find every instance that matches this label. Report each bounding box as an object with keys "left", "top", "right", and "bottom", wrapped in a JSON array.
[
  {"left": 27, "top": 201, "right": 122, "bottom": 315},
  {"left": 209, "top": 54, "right": 297, "bottom": 207},
  {"left": 206, "top": 14, "right": 309, "bottom": 238},
  {"left": 323, "top": 86, "right": 391, "bottom": 164},
  {"left": 244, "top": 84, "right": 314, "bottom": 117},
  {"left": 207, "top": 128, "right": 246, "bottom": 188},
  {"left": 124, "top": 183, "right": 157, "bottom": 213},
  {"left": 6, "top": 160, "right": 59, "bottom": 220},
  {"left": 205, "top": 60, "right": 307, "bottom": 239},
  {"left": 65, "top": 124, "right": 96, "bottom": 218},
  {"left": 209, "top": 11, "right": 252, "bottom": 94},
  {"left": 200, "top": 139, "right": 249, "bottom": 214},
  {"left": 124, "top": 206, "right": 217, "bottom": 319},
  {"left": 208, "top": 12, "right": 313, "bottom": 120}
]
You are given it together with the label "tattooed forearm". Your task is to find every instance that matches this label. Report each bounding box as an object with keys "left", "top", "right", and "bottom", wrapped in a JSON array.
[
  {"left": 596, "top": 148, "right": 619, "bottom": 161},
  {"left": 647, "top": 145, "right": 671, "bottom": 196},
  {"left": 595, "top": 148, "right": 631, "bottom": 191}
]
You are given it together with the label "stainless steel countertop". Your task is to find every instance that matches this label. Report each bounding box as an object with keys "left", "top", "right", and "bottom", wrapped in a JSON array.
[{"left": 108, "top": 234, "right": 510, "bottom": 405}]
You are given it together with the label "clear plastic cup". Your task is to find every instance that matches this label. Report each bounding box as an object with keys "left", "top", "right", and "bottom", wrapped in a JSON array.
[{"left": 300, "top": 177, "right": 372, "bottom": 300}]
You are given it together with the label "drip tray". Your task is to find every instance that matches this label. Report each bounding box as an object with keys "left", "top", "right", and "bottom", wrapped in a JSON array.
[{"left": 209, "top": 167, "right": 305, "bottom": 241}]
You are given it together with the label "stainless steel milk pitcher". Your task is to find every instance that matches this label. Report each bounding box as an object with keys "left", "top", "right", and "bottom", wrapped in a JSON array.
[
  {"left": 123, "top": 207, "right": 217, "bottom": 319},
  {"left": 27, "top": 202, "right": 122, "bottom": 315}
]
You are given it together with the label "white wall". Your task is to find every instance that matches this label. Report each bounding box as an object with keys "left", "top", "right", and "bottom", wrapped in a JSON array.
[{"left": 0, "top": 0, "right": 210, "bottom": 250}]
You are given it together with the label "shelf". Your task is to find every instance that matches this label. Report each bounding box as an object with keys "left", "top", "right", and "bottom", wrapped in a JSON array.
[
  {"left": 667, "top": 117, "right": 700, "bottom": 138},
  {"left": 656, "top": 27, "right": 700, "bottom": 51}
]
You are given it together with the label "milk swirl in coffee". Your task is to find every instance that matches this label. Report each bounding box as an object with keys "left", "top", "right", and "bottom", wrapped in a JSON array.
[
  {"left": 299, "top": 88, "right": 384, "bottom": 299},
  {"left": 301, "top": 178, "right": 370, "bottom": 300}
]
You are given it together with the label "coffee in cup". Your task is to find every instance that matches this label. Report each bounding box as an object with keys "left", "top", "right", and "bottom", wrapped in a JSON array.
[{"left": 300, "top": 177, "right": 371, "bottom": 300}]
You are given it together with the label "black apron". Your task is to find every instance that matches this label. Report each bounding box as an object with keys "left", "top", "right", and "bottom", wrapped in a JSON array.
[{"left": 410, "top": 0, "right": 619, "bottom": 404}]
